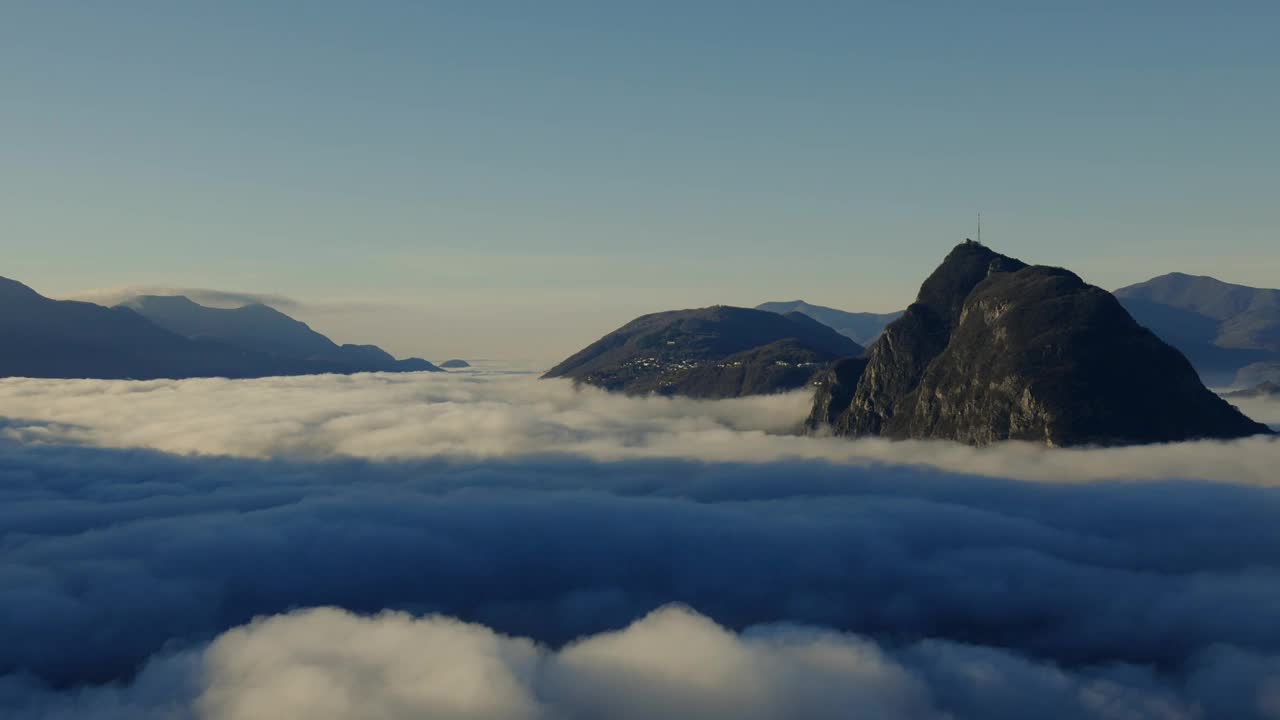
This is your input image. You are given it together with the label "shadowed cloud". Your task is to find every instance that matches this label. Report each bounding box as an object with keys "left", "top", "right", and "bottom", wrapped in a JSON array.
[{"left": 1, "top": 373, "right": 1279, "bottom": 718}]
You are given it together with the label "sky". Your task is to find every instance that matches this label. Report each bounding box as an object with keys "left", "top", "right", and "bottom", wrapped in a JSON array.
[{"left": 3, "top": 1, "right": 1278, "bottom": 365}]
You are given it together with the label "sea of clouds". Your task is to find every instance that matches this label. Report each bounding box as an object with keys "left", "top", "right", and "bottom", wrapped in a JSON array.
[
  {"left": 1, "top": 371, "right": 1278, "bottom": 483},
  {"left": 2, "top": 371, "right": 1279, "bottom": 719}
]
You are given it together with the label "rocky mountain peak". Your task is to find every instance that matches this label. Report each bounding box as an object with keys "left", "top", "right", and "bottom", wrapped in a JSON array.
[{"left": 811, "top": 242, "right": 1271, "bottom": 446}]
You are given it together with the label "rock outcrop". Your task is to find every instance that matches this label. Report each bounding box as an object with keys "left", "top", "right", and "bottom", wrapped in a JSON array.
[{"left": 810, "top": 241, "right": 1271, "bottom": 446}]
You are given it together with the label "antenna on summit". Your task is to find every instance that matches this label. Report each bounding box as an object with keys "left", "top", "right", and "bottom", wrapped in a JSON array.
[{"left": 977, "top": 212, "right": 982, "bottom": 245}]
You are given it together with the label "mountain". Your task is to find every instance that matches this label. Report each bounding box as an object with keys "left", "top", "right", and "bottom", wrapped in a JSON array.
[
  {"left": 543, "top": 306, "right": 863, "bottom": 398},
  {"left": 1114, "top": 273, "right": 1280, "bottom": 386},
  {"left": 439, "top": 359, "right": 471, "bottom": 369},
  {"left": 119, "top": 295, "right": 337, "bottom": 358},
  {"left": 0, "top": 277, "right": 439, "bottom": 379},
  {"left": 808, "top": 241, "right": 1270, "bottom": 446},
  {"left": 119, "top": 294, "right": 440, "bottom": 373},
  {"left": 0, "top": 277, "right": 313, "bottom": 379},
  {"left": 755, "top": 301, "right": 902, "bottom": 346}
]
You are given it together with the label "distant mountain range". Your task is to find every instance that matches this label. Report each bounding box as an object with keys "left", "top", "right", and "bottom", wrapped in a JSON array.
[
  {"left": 543, "top": 306, "right": 862, "bottom": 398},
  {"left": 119, "top": 294, "right": 438, "bottom": 373},
  {"left": 754, "top": 301, "right": 901, "bottom": 346},
  {"left": 1114, "top": 273, "right": 1280, "bottom": 387},
  {"left": 0, "top": 276, "right": 442, "bottom": 379}
]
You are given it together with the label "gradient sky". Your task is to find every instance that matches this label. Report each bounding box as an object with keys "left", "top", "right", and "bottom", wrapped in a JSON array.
[{"left": 3, "top": 2, "right": 1277, "bottom": 365}]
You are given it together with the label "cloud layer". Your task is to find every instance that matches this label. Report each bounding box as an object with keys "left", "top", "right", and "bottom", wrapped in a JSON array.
[
  {"left": 8, "top": 605, "right": 1280, "bottom": 720},
  {"left": 0, "top": 372, "right": 1277, "bottom": 484},
  {"left": 2, "top": 372, "right": 1279, "bottom": 718}
]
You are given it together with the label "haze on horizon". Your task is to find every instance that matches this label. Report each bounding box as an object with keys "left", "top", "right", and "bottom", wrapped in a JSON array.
[{"left": 4, "top": 1, "right": 1277, "bottom": 365}]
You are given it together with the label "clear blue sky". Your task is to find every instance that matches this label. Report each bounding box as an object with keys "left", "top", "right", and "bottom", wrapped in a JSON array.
[{"left": 3, "top": 2, "right": 1277, "bottom": 364}]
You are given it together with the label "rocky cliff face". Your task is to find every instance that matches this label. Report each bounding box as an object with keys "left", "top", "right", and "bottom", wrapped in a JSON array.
[
  {"left": 812, "top": 241, "right": 1271, "bottom": 446},
  {"left": 804, "top": 356, "right": 869, "bottom": 430}
]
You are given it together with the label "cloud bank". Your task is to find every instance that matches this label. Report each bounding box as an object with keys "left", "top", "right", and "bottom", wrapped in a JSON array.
[
  {"left": 2, "top": 372, "right": 1279, "bottom": 718},
  {"left": 0, "top": 372, "right": 1276, "bottom": 484},
  {"left": 7, "top": 605, "right": 1279, "bottom": 720}
]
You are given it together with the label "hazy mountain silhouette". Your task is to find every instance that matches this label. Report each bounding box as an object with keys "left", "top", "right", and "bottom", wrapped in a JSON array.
[
  {"left": 809, "top": 241, "right": 1270, "bottom": 446},
  {"left": 1114, "top": 273, "right": 1280, "bottom": 386},
  {"left": 544, "top": 306, "right": 862, "bottom": 398},
  {"left": 0, "top": 277, "right": 309, "bottom": 379},
  {"left": 120, "top": 295, "right": 337, "bottom": 358},
  {"left": 0, "top": 277, "right": 439, "bottom": 379},
  {"left": 119, "top": 294, "right": 439, "bottom": 373},
  {"left": 439, "top": 359, "right": 471, "bottom": 369},
  {"left": 755, "top": 300, "right": 902, "bottom": 345}
]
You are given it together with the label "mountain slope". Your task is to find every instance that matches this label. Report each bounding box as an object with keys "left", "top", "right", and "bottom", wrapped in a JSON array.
[
  {"left": 0, "top": 277, "right": 439, "bottom": 379},
  {"left": 544, "top": 306, "right": 863, "bottom": 398},
  {"left": 755, "top": 300, "right": 902, "bottom": 345},
  {"left": 119, "top": 294, "right": 440, "bottom": 373},
  {"left": 120, "top": 295, "right": 338, "bottom": 358},
  {"left": 1114, "top": 273, "right": 1280, "bottom": 386},
  {"left": 811, "top": 242, "right": 1270, "bottom": 446},
  {"left": 0, "top": 277, "right": 313, "bottom": 379}
]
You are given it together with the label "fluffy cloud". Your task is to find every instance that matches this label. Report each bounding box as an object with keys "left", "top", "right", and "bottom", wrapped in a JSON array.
[
  {"left": 0, "top": 372, "right": 1276, "bottom": 484},
  {"left": 3, "top": 442, "right": 1280, "bottom": 707},
  {"left": 2, "top": 373, "right": 1279, "bottom": 718},
  {"left": 1229, "top": 395, "right": 1280, "bottom": 428},
  {"left": 10, "top": 605, "right": 1278, "bottom": 720}
]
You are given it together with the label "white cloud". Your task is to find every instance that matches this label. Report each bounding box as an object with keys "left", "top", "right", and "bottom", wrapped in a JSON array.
[
  {"left": 0, "top": 372, "right": 1276, "bottom": 485},
  {"left": 1226, "top": 395, "right": 1280, "bottom": 428},
  {"left": 16, "top": 604, "right": 1267, "bottom": 720},
  {"left": 3, "top": 373, "right": 1280, "bottom": 719}
]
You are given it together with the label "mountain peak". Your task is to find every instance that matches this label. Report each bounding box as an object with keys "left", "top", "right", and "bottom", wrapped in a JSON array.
[
  {"left": 112, "top": 290, "right": 443, "bottom": 373},
  {"left": 122, "top": 295, "right": 203, "bottom": 311},
  {"left": 914, "top": 242, "right": 1027, "bottom": 330},
  {"left": 544, "top": 305, "right": 862, "bottom": 398},
  {"left": 0, "top": 276, "right": 42, "bottom": 300},
  {"left": 811, "top": 242, "right": 1270, "bottom": 446}
]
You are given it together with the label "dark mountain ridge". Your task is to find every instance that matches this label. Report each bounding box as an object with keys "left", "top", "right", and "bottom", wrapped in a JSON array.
[
  {"left": 118, "top": 294, "right": 439, "bottom": 373},
  {"left": 755, "top": 300, "right": 902, "bottom": 345},
  {"left": 1114, "top": 273, "right": 1280, "bottom": 387},
  {"left": 120, "top": 295, "right": 337, "bottom": 358},
  {"left": 809, "top": 242, "right": 1270, "bottom": 446},
  {"left": 544, "top": 305, "right": 862, "bottom": 398},
  {"left": 0, "top": 277, "right": 439, "bottom": 379}
]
